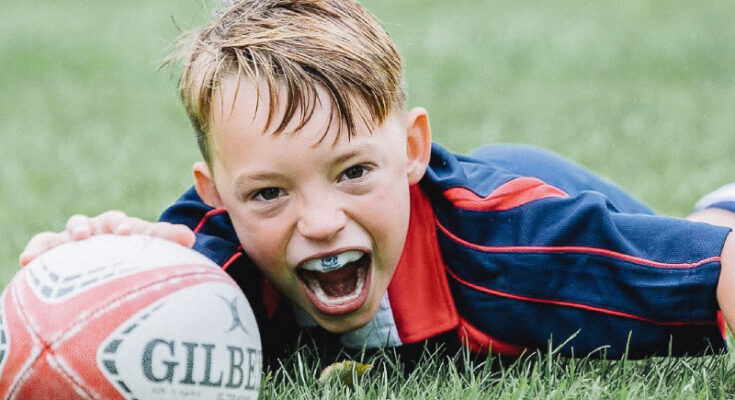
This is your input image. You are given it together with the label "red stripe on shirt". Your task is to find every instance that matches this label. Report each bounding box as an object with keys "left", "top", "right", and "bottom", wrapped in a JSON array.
[
  {"left": 444, "top": 177, "right": 568, "bottom": 212},
  {"left": 446, "top": 267, "right": 716, "bottom": 326},
  {"left": 193, "top": 209, "right": 227, "bottom": 233},
  {"left": 458, "top": 317, "right": 527, "bottom": 355},
  {"left": 436, "top": 219, "right": 720, "bottom": 269}
]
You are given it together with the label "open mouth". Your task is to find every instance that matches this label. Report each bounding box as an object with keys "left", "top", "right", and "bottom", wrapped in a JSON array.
[{"left": 297, "top": 250, "right": 371, "bottom": 315}]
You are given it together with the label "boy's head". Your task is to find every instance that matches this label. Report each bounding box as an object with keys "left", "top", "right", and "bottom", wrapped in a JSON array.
[{"left": 176, "top": 0, "right": 432, "bottom": 333}]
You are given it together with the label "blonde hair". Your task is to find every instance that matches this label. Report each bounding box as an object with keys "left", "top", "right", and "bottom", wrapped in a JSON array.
[{"left": 171, "top": 0, "right": 405, "bottom": 163}]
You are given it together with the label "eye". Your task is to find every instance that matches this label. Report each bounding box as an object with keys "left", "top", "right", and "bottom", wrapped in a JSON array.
[
  {"left": 340, "top": 165, "right": 369, "bottom": 181},
  {"left": 252, "top": 187, "right": 284, "bottom": 201}
]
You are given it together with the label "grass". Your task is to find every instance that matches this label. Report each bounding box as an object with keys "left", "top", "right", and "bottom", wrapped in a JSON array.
[
  {"left": 2, "top": 0, "right": 735, "bottom": 398},
  {"left": 262, "top": 343, "right": 735, "bottom": 399}
]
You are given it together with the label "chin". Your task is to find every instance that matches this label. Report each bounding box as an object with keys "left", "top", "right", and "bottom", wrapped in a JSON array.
[{"left": 314, "top": 302, "right": 378, "bottom": 333}]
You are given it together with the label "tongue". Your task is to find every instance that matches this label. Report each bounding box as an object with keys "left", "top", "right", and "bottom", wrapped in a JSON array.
[{"left": 304, "top": 262, "right": 358, "bottom": 297}]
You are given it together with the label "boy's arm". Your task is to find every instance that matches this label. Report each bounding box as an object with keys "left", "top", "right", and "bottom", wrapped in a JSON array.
[
  {"left": 426, "top": 143, "right": 735, "bottom": 357},
  {"left": 19, "top": 187, "right": 241, "bottom": 268},
  {"left": 442, "top": 193, "right": 732, "bottom": 357},
  {"left": 19, "top": 210, "right": 194, "bottom": 266}
]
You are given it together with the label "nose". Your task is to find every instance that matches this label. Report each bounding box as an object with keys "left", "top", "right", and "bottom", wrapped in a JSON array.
[{"left": 296, "top": 196, "right": 347, "bottom": 242}]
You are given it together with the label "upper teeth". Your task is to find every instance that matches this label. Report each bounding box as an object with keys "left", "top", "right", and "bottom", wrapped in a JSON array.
[{"left": 301, "top": 250, "right": 363, "bottom": 273}]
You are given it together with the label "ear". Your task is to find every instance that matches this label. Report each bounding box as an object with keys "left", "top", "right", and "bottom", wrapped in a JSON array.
[
  {"left": 405, "top": 107, "right": 432, "bottom": 184},
  {"left": 193, "top": 161, "right": 225, "bottom": 209}
]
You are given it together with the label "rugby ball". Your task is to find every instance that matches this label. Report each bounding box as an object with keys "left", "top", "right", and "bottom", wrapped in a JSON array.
[{"left": 0, "top": 235, "right": 261, "bottom": 399}]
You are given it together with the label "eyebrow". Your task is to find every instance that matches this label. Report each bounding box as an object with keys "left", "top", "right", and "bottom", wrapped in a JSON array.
[
  {"left": 234, "top": 171, "right": 284, "bottom": 191},
  {"left": 233, "top": 142, "right": 377, "bottom": 186},
  {"left": 330, "top": 143, "right": 376, "bottom": 166}
]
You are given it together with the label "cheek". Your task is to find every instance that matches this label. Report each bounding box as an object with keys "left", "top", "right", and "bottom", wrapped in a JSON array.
[
  {"left": 374, "top": 186, "right": 409, "bottom": 226},
  {"left": 228, "top": 213, "right": 290, "bottom": 277},
  {"left": 377, "top": 171, "right": 411, "bottom": 224},
  {"left": 356, "top": 177, "right": 411, "bottom": 259}
]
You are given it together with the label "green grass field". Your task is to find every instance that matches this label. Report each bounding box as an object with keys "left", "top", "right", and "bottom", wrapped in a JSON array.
[{"left": 3, "top": 0, "right": 735, "bottom": 398}]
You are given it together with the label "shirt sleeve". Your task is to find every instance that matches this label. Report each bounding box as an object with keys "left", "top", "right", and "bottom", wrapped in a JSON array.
[
  {"left": 158, "top": 187, "right": 242, "bottom": 267},
  {"left": 424, "top": 143, "right": 733, "bottom": 357}
]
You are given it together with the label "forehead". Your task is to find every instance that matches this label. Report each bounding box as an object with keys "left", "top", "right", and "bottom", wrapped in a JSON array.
[
  {"left": 211, "top": 76, "right": 356, "bottom": 144},
  {"left": 207, "top": 76, "right": 404, "bottom": 170}
]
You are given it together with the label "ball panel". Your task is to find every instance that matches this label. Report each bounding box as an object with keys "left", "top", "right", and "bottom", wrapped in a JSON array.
[
  {"left": 10, "top": 353, "right": 101, "bottom": 400},
  {"left": 23, "top": 235, "right": 219, "bottom": 304},
  {"left": 0, "top": 282, "right": 43, "bottom": 399},
  {"left": 13, "top": 264, "right": 220, "bottom": 343}
]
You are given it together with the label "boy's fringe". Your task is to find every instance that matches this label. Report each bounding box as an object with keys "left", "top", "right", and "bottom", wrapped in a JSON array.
[{"left": 162, "top": 0, "right": 406, "bottom": 164}]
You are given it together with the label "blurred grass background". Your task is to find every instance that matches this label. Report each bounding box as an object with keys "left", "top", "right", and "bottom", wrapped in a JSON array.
[
  {"left": 2, "top": 0, "right": 735, "bottom": 397},
  {"left": 3, "top": 1, "right": 735, "bottom": 284}
]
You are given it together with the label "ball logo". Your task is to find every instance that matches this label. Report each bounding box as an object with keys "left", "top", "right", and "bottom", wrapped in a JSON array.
[
  {"left": 140, "top": 338, "right": 259, "bottom": 389},
  {"left": 218, "top": 295, "right": 251, "bottom": 335}
]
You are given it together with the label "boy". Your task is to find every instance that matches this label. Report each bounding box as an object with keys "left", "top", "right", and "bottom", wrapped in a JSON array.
[{"left": 20, "top": 0, "right": 735, "bottom": 362}]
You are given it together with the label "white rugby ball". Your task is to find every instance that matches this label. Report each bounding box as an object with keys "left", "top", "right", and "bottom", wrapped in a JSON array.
[{"left": 0, "top": 234, "right": 261, "bottom": 399}]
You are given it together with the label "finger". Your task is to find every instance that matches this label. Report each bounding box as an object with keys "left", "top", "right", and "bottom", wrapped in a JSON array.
[
  {"left": 112, "top": 221, "right": 133, "bottom": 235},
  {"left": 96, "top": 210, "right": 129, "bottom": 234},
  {"left": 119, "top": 216, "right": 156, "bottom": 235},
  {"left": 19, "top": 231, "right": 70, "bottom": 267},
  {"left": 66, "top": 214, "right": 93, "bottom": 240},
  {"left": 147, "top": 223, "right": 197, "bottom": 248},
  {"left": 169, "top": 224, "right": 197, "bottom": 248}
]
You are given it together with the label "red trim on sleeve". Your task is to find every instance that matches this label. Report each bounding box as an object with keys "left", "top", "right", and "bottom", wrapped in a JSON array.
[
  {"left": 387, "top": 185, "right": 459, "bottom": 344},
  {"left": 446, "top": 267, "right": 716, "bottom": 327},
  {"left": 444, "top": 177, "right": 568, "bottom": 212},
  {"left": 193, "top": 209, "right": 228, "bottom": 233},
  {"left": 221, "top": 251, "right": 242, "bottom": 271},
  {"left": 437, "top": 219, "right": 721, "bottom": 269},
  {"left": 458, "top": 317, "right": 526, "bottom": 356},
  {"left": 262, "top": 278, "right": 280, "bottom": 319}
]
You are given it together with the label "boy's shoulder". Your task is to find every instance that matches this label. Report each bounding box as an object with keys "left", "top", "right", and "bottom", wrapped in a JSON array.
[{"left": 422, "top": 142, "right": 653, "bottom": 215}]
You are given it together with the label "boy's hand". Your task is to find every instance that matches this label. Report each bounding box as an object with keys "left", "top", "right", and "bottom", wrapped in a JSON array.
[{"left": 19, "top": 211, "right": 196, "bottom": 267}]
